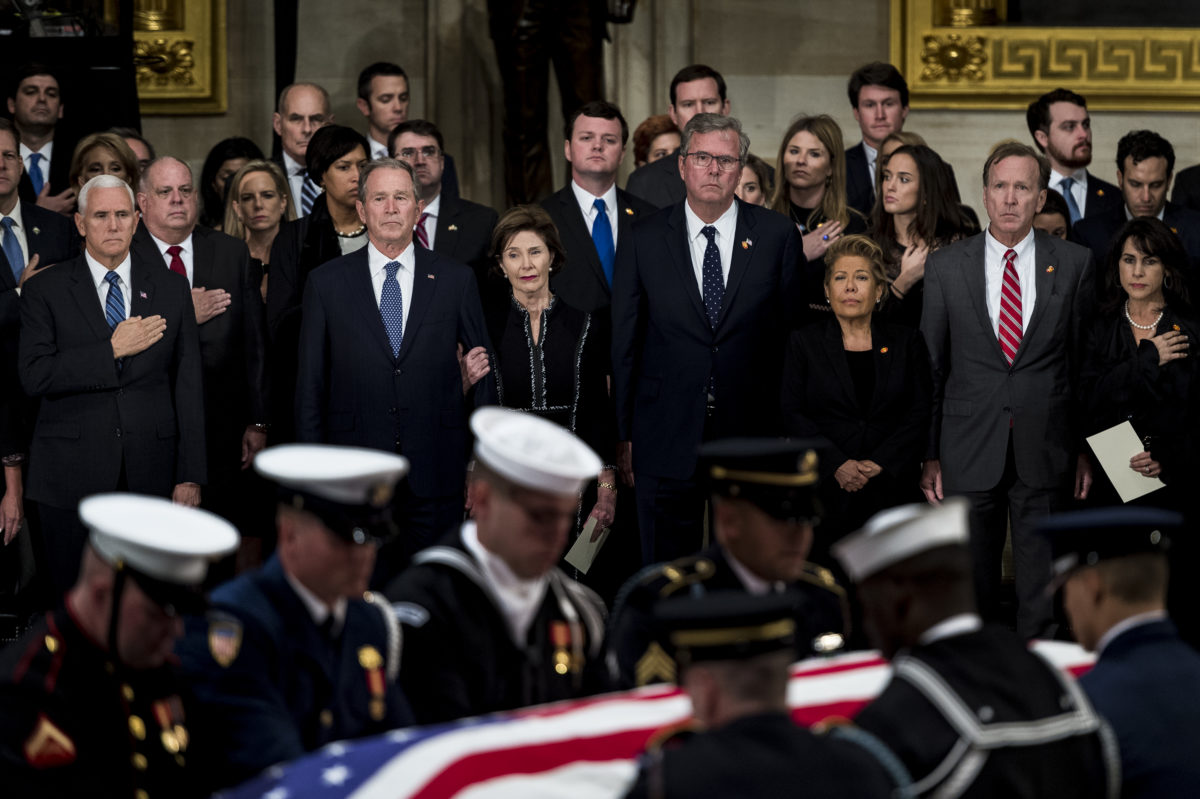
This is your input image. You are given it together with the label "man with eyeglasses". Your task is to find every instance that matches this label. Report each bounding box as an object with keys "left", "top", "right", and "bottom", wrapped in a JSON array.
[
  {"left": 388, "top": 119, "right": 497, "bottom": 298},
  {"left": 176, "top": 444, "right": 413, "bottom": 792},
  {"left": 131, "top": 157, "right": 268, "bottom": 537},
  {"left": 612, "top": 114, "right": 803, "bottom": 566},
  {"left": 386, "top": 407, "right": 609, "bottom": 724}
]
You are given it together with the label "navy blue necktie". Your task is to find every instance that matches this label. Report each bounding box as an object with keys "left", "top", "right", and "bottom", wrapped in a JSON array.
[
  {"left": 1, "top": 218, "right": 23, "bottom": 281},
  {"left": 700, "top": 225, "right": 723, "bottom": 328},
  {"left": 28, "top": 153, "right": 44, "bottom": 196},
  {"left": 591, "top": 198, "right": 615, "bottom": 287},
  {"left": 380, "top": 261, "right": 404, "bottom": 357},
  {"left": 104, "top": 271, "right": 125, "bottom": 330},
  {"left": 1059, "top": 177, "right": 1082, "bottom": 226}
]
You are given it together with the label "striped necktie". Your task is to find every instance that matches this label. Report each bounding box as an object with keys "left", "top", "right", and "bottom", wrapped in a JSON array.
[
  {"left": 998, "top": 248, "right": 1022, "bottom": 364},
  {"left": 299, "top": 170, "right": 320, "bottom": 215},
  {"left": 415, "top": 213, "right": 430, "bottom": 249},
  {"left": 104, "top": 271, "right": 126, "bottom": 330}
]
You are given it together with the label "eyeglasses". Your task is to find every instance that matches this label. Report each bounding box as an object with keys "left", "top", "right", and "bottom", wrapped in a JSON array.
[
  {"left": 396, "top": 146, "right": 441, "bottom": 161},
  {"left": 684, "top": 151, "right": 741, "bottom": 172}
]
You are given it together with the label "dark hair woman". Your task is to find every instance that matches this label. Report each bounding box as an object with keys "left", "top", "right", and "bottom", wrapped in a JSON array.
[{"left": 199, "top": 136, "right": 264, "bottom": 229}]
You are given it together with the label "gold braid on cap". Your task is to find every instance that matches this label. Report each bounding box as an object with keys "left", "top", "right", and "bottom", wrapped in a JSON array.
[{"left": 709, "top": 450, "right": 818, "bottom": 487}]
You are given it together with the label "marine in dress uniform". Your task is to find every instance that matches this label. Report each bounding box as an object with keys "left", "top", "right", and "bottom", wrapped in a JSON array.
[
  {"left": 0, "top": 494, "right": 238, "bottom": 799},
  {"left": 622, "top": 591, "right": 897, "bottom": 799},
  {"left": 386, "top": 407, "right": 609, "bottom": 724},
  {"left": 835, "top": 499, "right": 1120, "bottom": 798},
  {"left": 1043, "top": 506, "right": 1200, "bottom": 798},
  {"left": 606, "top": 439, "right": 848, "bottom": 688},
  {"left": 175, "top": 445, "right": 413, "bottom": 790}
]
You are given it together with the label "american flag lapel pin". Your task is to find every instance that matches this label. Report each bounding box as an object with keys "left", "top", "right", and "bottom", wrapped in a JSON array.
[
  {"left": 741, "top": 238, "right": 752, "bottom": 249},
  {"left": 426, "top": 273, "right": 435, "bottom": 280},
  {"left": 1046, "top": 265, "right": 1054, "bottom": 274},
  {"left": 139, "top": 291, "right": 148, "bottom": 298},
  {"left": 624, "top": 207, "right": 634, "bottom": 216},
  {"left": 448, "top": 224, "right": 458, "bottom": 231}
]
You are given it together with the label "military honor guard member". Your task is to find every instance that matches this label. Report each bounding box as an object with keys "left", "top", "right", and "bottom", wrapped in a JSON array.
[
  {"left": 606, "top": 438, "right": 848, "bottom": 689},
  {"left": 835, "top": 499, "right": 1119, "bottom": 798},
  {"left": 622, "top": 591, "right": 897, "bottom": 799},
  {"left": 175, "top": 444, "right": 413, "bottom": 791},
  {"left": 386, "top": 407, "right": 609, "bottom": 724},
  {"left": 1042, "top": 507, "right": 1200, "bottom": 799},
  {"left": 0, "top": 494, "right": 238, "bottom": 798}
]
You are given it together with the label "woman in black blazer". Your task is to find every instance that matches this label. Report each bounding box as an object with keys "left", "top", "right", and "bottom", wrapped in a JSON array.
[{"left": 782, "top": 235, "right": 931, "bottom": 565}]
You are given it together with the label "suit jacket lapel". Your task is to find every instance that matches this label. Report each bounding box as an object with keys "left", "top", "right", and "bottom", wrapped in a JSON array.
[
  {"left": 1017, "top": 231, "right": 1058, "bottom": 360},
  {"left": 130, "top": 257, "right": 156, "bottom": 318},
  {"left": 822, "top": 318, "right": 856, "bottom": 407},
  {"left": 965, "top": 235, "right": 1006, "bottom": 362},
  {"left": 434, "top": 197, "right": 457, "bottom": 258},
  {"left": 69, "top": 258, "right": 113, "bottom": 340},
  {"left": 398, "top": 248, "right": 438, "bottom": 361},
  {"left": 556, "top": 187, "right": 607, "bottom": 289},
  {"left": 192, "top": 227, "right": 215, "bottom": 288},
  {"left": 718, "top": 202, "right": 754, "bottom": 326},
  {"left": 870, "top": 320, "right": 895, "bottom": 414},
  {"left": 347, "top": 248, "right": 395, "bottom": 361},
  {"left": 666, "top": 204, "right": 709, "bottom": 328}
]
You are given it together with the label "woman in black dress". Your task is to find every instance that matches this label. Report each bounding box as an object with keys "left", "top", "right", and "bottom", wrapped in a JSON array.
[
  {"left": 223, "top": 159, "right": 295, "bottom": 303},
  {"left": 471, "top": 206, "right": 618, "bottom": 566},
  {"left": 1081, "top": 218, "right": 1200, "bottom": 644}
]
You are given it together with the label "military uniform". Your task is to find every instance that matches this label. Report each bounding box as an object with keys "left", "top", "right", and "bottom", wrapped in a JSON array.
[
  {"left": 176, "top": 555, "right": 411, "bottom": 790},
  {"left": 0, "top": 607, "right": 198, "bottom": 799},
  {"left": 386, "top": 524, "right": 608, "bottom": 724},
  {"left": 606, "top": 544, "right": 848, "bottom": 687}
]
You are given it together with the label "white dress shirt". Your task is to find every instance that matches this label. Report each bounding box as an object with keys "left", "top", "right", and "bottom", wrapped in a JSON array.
[
  {"left": 283, "top": 151, "right": 307, "bottom": 209},
  {"left": 368, "top": 240, "right": 415, "bottom": 330},
  {"left": 1, "top": 202, "right": 30, "bottom": 270},
  {"left": 283, "top": 568, "right": 348, "bottom": 638},
  {"left": 84, "top": 251, "right": 132, "bottom": 319},
  {"left": 19, "top": 141, "right": 52, "bottom": 190},
  {"left": 1050, "top": 168, "right": 1089, "bottom": 217},
  {"left": 1125, "top": 205, "right": 1165, "bottom": 222},
  {"left": 570, "top": 180, "right": 619, "bottom": 250},
  {"left": 863, "top": 141, "right": 879, "bottom": 186},
  {"left": 462, "top": 521, "right": 549, "bottom": 644},
  {"left": 147, "top": 230, "right": 195, "bottom": 286},
  {"left": 984, "top": 226, "right": 1038, "bottom": 337},
  {"left": 726, "top": 550, "right": 785, "bottom": 595},
  {"left": 684, "top": 199, "right": 738, "bottom": 295},
  {"left": 420, "top": 193, "right": 441, "bottom": 250},
  {"left": 369, "top": 135, "right": 388, "bottom": 161}
]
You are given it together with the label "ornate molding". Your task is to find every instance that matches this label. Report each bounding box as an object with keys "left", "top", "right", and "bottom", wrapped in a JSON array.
[{"left": 133, "top": 0, "right": 225, "bottom": 114}]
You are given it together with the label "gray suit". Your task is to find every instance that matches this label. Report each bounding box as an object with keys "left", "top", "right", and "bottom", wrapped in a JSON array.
[{"left": 922, "top": 229, "right": 1094, "bottom": 636}]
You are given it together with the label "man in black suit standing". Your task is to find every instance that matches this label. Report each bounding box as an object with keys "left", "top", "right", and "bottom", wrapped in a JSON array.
[
  {"left": 0, "top": 118, "right": 77, "bottom": 554},
  {"left": 295, "top": 159, "right": 495, "bottom": 580},
  {"left": 844, "top": 63, "right": 910, "bottom": 217},
  {"left": 1073, "top": 130, "right": 1200, "bottom": 286},
  {"left": 613, "top": 114, "right": 803, "bottom": 564},
  {"left": 19, "top": 175, "right": 205, "bottom": 598},
  {"left": 541, "top": 101, "right": 656, "bottom": 314},
  {"left": 624, "top": 65, "right": 731, "bottom": 210},
  {"left": 388, "top": 120, "right": 496, "bottom": 293},
  {"left": 1027, "top": 88, "right": 1122, "bottom": 227},
  {"left": 8, "top": 63, "right": 76, "bottom": 215},
  {"left": 131, "top": 157, "right": 268, "bottom": 528}
]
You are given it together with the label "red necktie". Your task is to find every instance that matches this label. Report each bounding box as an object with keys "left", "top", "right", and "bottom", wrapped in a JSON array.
[
  {"left": 998, "top": 248, "right": 1022, "bottom": 364},
  {"left": 415, "top": 213, "right": 430, "bottom": 249},
  {"left": 166, "top": 244, "right": 187, "bottom": 277}
]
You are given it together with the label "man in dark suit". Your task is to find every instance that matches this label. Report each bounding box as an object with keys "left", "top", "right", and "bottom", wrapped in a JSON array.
[
  {"left": 1044, "top": 506, "right": 1200, "bottom": 799},
  {"left": 920, "top": 141, "right": 1095, "bottom": 638},
  {"left": 8, "top": 63, "right": 75, "bottom": 215},
  {"left": 295, "top": 159, "right": 495, "bottom": 579},
  {"left": 387, "top": 120, "right": 496, "bottom": 295},
  {"left": 272, "top": 83, "right": 333, "bottom": 216},
  {"left": 176, "top": 445, "right": 412, "bottom": 793},
  {"left": 834, "top": 500, "right": 1118, "bottom": 798},
  {"left": 131, "top": 157, "right": 268, "bottom": 529},
  {"left": 1170, "top": 161, "right": 1200, "bottom": 212},
  {"left": 18, "top": 175, "right": 205, "bottom": 599},
  {"left": 1073, "top": 130, "right": 1200, "bottom": 286},
  {"left": 541, "top": 101, "right": 656, "bottom": 314},
  {"left": 624, "top": 65, "right": 731, "bottom": 210},
  {"left": 844, "top": 62, "right": 910, "bottom": 217},
  {"left": 612, "top": 113, "right": 803, "bottom": 564},
  {"left": 1027, "top": 88, "right": 1122, "bottom": 226},
  {"left": 0, "top": 118, "right": 77, "bottom": 567}
]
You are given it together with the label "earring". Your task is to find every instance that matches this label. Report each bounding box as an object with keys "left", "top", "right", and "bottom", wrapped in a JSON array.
[{"left": 1164, "top": 274, "right": 1174, "bottom": 290}]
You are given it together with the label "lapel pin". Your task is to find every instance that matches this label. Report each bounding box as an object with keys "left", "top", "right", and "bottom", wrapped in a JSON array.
[
  {"left": 31, "top": 226, "right": 40, "bottom": 235},
  {"left": 624, "top": 207, "right": 634, "bottom": 216},
  {"left": 1096, "top": 189, "right": 1105, "bottom": 196},
  {"left": 426, "top": 273, "right": 435, "bottom": 280},
  {"left": 741, "top": 238, "right": 752, "bottom": 249},
  {"left": 880, "top": 346, "right": 889, "bottom": 354},
  {"left": 139, "top": 291, "right": 148, "bottom": 299},
  {"left": 447, "top": 224, "right": 458, "bottom": 231},
  {"left": 1045, "top": 265, "right": 1055, "bottom": 273},
  {"left": 1173, "top": 324, "right": 1181, "bottom": 331},
  {"left": 1171, "top": 226, "right": 1179, "bottom": 234}
]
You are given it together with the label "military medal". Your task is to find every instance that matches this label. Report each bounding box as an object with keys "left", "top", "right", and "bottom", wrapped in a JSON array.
[
  {"left": 550, "top": 621, "right": 572, "bottom": 675},
  {"left": 358, "top": 646, "right": 387, "bottom": 721},
  {"left": 152, "top": 697, "right": 188, "bottom": 755}
]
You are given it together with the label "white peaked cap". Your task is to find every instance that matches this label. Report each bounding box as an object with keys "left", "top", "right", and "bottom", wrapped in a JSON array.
[
  {"left": 79, "top": 494, "right": 240, "bottom": 585},
  {"left": 833, "top": 497, "right": 971, "bottom": 582},
  {"left": 254, "top": 444, "right": 410, "bottom": 506},
  {"left": 471, "top": 407, "right": 603, "bottom": 496}
]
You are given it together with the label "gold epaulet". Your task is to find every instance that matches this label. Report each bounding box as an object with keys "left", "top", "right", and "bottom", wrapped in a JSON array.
[
  {"left": 645, "top": 555, "right": 717, "bottom": 599},
  {"left": 796, "top": 561, "right": 846, "bottom": 597}
]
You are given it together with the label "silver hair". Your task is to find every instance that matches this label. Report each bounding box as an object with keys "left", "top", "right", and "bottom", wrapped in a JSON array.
[
  {"left": 78, "top": 174, "right": 136, "bottom": 215},
  {"left": 357, "top": 158, "right": 418, "bottom": 204},
  {"left": 680, "top": 113, "right": 750, "bottom": 164}
]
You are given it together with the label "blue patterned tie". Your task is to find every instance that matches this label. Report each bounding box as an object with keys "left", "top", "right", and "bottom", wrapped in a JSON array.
[
  {"left": 1058, "top": 177, "right": 1082, "bottom": 226},
  {"left": 700, "top": 225, "right": 723, "bottom": 328},
  {"left": 1, "top": 217, "right": 23, "bottom": 281},
  {"left": 591, "top": 198, "right": 615, "bottom": 287},
  {"left": 28, "top": 153, "right": 44, "bottom": 195},
  {"left": 104, "top": 271, "right": 125, "bottom": 330},
  {"left": 299, "top": 170, "right": 320, "bottom": 215},
  {"left": 380, "top": 261, "right": 404, "bottom": 357}
]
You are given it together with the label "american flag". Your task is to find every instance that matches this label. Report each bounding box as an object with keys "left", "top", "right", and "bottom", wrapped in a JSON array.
[{"left": 217, "top": 642, "right": 1093, "bottom": 799}]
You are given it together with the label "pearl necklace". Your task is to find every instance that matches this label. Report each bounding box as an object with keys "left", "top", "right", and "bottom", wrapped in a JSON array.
[{"left": 1124, "top": 300, "right": 1163, "bottom": 331}]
